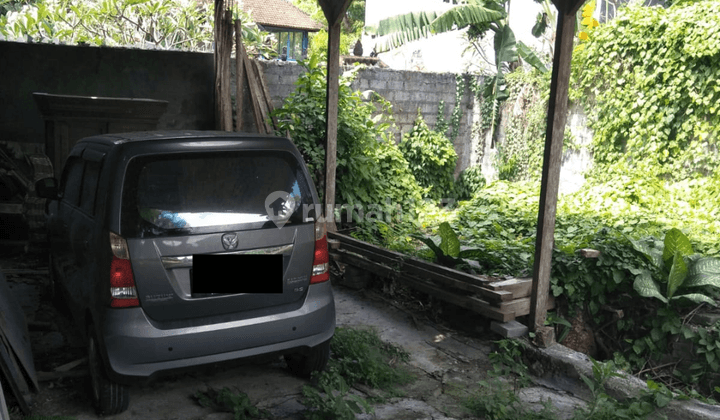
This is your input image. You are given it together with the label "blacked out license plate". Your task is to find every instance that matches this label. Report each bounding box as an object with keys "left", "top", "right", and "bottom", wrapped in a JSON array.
[{"left": 191, "top": 254, "right": 282, "bottom": 294}]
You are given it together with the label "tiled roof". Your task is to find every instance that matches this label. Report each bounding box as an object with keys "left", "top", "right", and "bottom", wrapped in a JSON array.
[{"left": 241, "top": 0, "right": 325, "bottom": 32}]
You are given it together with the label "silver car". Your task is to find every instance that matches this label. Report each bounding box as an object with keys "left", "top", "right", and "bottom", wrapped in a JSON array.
[{"left": 36, "top": 131, "right": 335, "bottom": 415}]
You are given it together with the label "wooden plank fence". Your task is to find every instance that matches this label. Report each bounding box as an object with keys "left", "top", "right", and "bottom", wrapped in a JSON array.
[{"left": 328, "top": 231, "right": 554, "bottom": 323}]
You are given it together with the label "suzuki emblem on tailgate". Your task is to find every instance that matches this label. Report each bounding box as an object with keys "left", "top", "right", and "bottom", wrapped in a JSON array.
[{"left": 222, "top": 233, "right": 238, "bottom": 250}]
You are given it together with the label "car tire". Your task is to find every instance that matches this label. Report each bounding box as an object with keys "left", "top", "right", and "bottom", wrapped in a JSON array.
[
  {"left": 87, "top": 324, "right": 129, "bottom": 415},
  {"left": 285, "top": 339, "right": 331, "bottom": 378}
]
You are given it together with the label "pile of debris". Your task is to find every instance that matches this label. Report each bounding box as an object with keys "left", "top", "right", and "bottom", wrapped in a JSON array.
[{"left": 0, "top": 146, "right": 53, "bottom": 252}]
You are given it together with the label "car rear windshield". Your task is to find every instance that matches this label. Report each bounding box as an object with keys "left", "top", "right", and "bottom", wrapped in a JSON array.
[{"left": 121, "top": 151, "right": 315, "bottom": 237}]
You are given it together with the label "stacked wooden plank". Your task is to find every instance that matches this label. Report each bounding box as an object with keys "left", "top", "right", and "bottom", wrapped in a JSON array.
[
  {"left": 237, "top": 45, "right": 279, "bottom": 135},
  {"left": 214, "top": 7, "right": 279, "bottom": 134},
  {"left": 328, "top": 231, "right": 553, "bottom": 323}
]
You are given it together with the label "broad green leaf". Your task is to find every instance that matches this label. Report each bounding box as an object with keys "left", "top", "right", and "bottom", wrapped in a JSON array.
[
  {"left": 516, "top": 41, "right": 548, "bottom": 73},
  {"left": 666, "top": 251, "right": 688, "bottom": 299},
  {"left": 439, "top": 222, "right": 460, "bottom": 258},
  {"left": 685, "top": 257, "right": 720, "bottom": 288},
  {"left": 633, "top": 271, "right": 668, "bottom": 303},
  {"left": 663, "top": 228, "right": 693, "bottom": 267},
  {"left": 630, "top": 238, "right": 663, "bottom": 268},
  {"left": 374, "top": 11, "right": 436, "bottom": 51},
  {"left": 494, "top": 24, "right": 518, "bottom": 66},
  {"left": 671, "top": 293, "right": 716, "bottom": 306},
  {"left": 411, "top": 234, "right": 445, "bottom": 260},
  {"left": 430, "top": 3, "right": 504, "bottom": 34}
]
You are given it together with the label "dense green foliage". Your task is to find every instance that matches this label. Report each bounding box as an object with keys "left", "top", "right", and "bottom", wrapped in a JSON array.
[
  {"left": 399, "top": 112, "right": 458, "bottom": 201},
  {"left": 572, "top": 1, "right": 720, "bottom": 180},
  {"left": 272, "top": 54, "right": 424, "bottom": 220},
  {"left": 0, "top": 0, "right": 272, "bottom": 54}
]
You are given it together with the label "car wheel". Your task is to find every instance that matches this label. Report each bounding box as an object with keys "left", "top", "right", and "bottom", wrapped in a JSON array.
[
  {"left": 87, "top": 324, "right": 129, "bottom": 415},
  {"left": 285, "top": 340, "right": 331, "bottom": 378}
]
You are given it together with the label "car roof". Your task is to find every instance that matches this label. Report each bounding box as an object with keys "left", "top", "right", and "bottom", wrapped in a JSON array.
[{"left": 77, "top": 130, "right": 287, "bottom": 147}]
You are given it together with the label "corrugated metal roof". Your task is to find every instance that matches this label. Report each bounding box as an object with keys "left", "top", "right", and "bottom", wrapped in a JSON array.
[{"left": 241, "top": 0, "right": 325, "bottom": 32}]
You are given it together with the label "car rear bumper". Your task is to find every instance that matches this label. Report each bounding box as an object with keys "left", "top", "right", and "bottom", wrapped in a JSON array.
[{"left": 101, "top": 282, "right": 335, "bottom": 382}]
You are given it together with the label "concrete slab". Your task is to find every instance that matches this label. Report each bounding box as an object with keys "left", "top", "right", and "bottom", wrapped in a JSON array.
[{"left": 490, "top": 320, "right": 529, "bottom": 338}]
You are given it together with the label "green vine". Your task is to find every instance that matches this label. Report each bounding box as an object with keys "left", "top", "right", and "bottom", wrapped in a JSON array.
[
  {"left": 435, "top": 100, "right": 449, "bottom": 136},
  {"left": 571, "top": 1, "right": 720, "bottom": 180},
  {"left": 470, "top": 77, "right": 500, "bottom": 134},
  {"left": 400, "top": 111, "right": 458, "bottom": 201},
  {"left": 493, "top": 69, "right": 551, "bottom": 181},
  {"left": 435, "top": 74, "right": 466, "bottom": 143},
  {"left": 449, "top": 74, "right": 466, "bottom": 142}
]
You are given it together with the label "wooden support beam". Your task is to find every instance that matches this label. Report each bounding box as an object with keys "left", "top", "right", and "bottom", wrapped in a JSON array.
[
  {"left": 529, "top": 9, "right": 577, "bottom": 336},
  {"left": 234, "top": 19, "right": 244, "bottom": 132},
  {"left": 316, "top": 0, "right": 352, "bottom": 233},
  {"left": 324, "top": 17, "right": 341, "bottom": 232},
  {"left": 317, "top": 0, "right": 353, "bottom": 28},
  {"left": 213, "top": 1, "right": 233, "bottom": 131}
]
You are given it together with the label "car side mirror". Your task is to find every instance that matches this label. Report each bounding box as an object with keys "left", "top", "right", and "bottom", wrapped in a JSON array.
[{"left": 35, "top": 177, "right": 59, "bottom": 199}]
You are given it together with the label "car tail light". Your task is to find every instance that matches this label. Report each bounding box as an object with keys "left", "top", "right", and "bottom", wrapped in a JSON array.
[
  {"left": 109, "top": 232, "right": 139, "bottom": 308},
  {"left": 310, "top": 221, "right": 329, "bottom": 284}
]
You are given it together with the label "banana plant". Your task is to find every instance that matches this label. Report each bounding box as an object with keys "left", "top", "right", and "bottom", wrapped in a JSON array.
[
  {"left": 367, "top": 0, "right": 548, "bottom": 140},
  {"left": 631, "top": 228, "right": 720, "bottom": 305}
]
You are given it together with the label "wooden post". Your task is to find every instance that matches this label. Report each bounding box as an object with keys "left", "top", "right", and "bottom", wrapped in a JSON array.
[
  {"left": 529, "top": 8, "right": 578, "bottom": 341},
  {"left": 323, "top": 17, "right": 342, "bottom": 232},
  {"left": 317, "top": 0, "right": 352, "bottom": 232},
  {"left": 213, "top": 1, "right": 233, "bottom": 131},
  {"left": 235, "top": 19, "right": 244, "bottom": 132}
]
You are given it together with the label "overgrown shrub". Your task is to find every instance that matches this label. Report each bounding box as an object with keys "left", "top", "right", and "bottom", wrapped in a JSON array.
[
  {"left": 399, "top": 111, "right": 458, "bottom": 201},
  {"left": 272, "top": 54, "right": 424, "bottom": 221}
]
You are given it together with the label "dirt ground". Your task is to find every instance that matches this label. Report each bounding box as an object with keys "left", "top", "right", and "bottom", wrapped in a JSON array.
[{"left": 2, "top": 248, "right": 584, "bottom": 420}]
